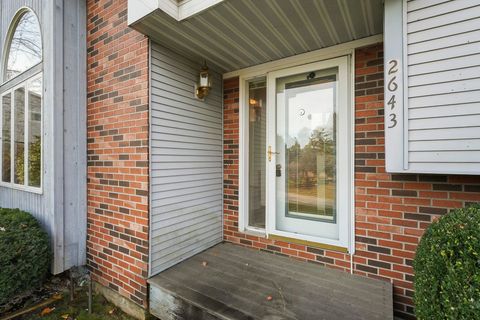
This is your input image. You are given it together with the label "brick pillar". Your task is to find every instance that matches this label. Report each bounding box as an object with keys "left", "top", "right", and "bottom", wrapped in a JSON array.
[
  {"left": 86, "top": 0, "right": 149, "bottom": 308},
  {"left": 223, "top": 77, "right": 240, "bottom": 238}
]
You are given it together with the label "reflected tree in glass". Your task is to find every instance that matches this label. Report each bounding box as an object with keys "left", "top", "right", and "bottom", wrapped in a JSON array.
[
  {"left": 28, "top": 78, "right": 42, "bottom": 187},
  {"left": 2, "top": 95, "right": 12, "bottom": 183},
  {"left": 5, "top": 11, "right": 42, "bottom": 81},
  {"left": 14, "top": 88, "right": 25, "bottom": 185}
]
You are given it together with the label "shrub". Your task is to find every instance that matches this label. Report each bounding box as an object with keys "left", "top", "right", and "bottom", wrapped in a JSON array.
[
  {"left": 0, "top": 208, "right": 50, "bottom": 306},
  {"left": 414, "top": 204, "right": 480, "bottom": 319}
]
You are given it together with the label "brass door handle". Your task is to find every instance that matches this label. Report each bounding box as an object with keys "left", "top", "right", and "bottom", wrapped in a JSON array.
[{"left": 268, "top": 146, "right": 279, "bottom": 162}]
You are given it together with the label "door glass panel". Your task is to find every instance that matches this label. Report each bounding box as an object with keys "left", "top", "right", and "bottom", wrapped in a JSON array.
[
  {"left": 2, "top": 94, "right": 12, "bottom": 183},
  {"left": 276, "top": 69, "right": 337, "bottom": 226},
  {"left": 248, "top": 78, "right": 266, "bottom": 228}
]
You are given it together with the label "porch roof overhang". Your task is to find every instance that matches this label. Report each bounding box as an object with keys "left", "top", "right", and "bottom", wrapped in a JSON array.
[{"left": 128, "top": 0, "right": 384, "bottom": 73}]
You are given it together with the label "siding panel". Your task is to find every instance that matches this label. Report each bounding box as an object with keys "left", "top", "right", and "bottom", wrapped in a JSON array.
[
  {"left": 409, "top": 103, "right": 480, "bottom": 119},
  {"left": 149, "top": 42, "right": 223, "bottom": 276},
  {"left": 407, "top": 5, "right": 480, "bottom": 33},
  {"left": 407, "top": 16, "right": 480, "bottom": 44},
  {"left": 407, "top": 0, "right": 479, "bottom": 22},
  {"left": 407, "top": 0, "right": 480, "bottom": 166}
]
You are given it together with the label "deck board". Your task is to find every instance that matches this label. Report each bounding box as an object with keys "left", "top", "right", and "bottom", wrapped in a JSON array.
[{"left": 149, "top": 243, "right": 393, "bottom": 320}]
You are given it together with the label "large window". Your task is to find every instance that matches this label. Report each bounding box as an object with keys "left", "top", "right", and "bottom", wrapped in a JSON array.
[{"left": 1, "top": 9, "right": 42, "bottom": 191}]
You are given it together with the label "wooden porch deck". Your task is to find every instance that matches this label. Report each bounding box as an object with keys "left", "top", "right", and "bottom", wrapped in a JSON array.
[{"left": 148, "top": 243, "right": 393, "bottom": 320}]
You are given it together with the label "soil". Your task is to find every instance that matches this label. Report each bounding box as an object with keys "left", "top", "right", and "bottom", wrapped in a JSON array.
[
  {"left": 0, "top": 273, "right": 70, "bottom": 316},
  {"left": 0, "top": 273, "right": 136, "bottom": 320}
]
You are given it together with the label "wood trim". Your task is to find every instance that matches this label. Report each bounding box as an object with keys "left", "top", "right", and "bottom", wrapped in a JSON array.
[{"left": 269, "top": 234, "right": 349, "bottom": 253}]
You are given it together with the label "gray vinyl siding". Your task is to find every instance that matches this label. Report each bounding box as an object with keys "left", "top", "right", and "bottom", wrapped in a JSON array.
[
  {"left": 406, "top": 0, "right": 480, "bottom": 173},
  {"left": 0, "top": 0, "right": 86, "bottom": 273},
  {"left": 149, "top": 42, "right": 223, "bottom": 276}
]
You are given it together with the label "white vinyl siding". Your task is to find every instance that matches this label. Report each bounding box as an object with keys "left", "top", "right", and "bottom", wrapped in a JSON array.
[
  {"left": 149, "top": 42, "right": 223, "bottom": 276},
  {"left": 384, "top": 0, "right": 480, "bottom": 174}
]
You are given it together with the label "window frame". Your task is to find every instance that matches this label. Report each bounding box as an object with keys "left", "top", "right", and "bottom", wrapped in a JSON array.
[
  {"left": 0, "top": 7, "right": 43, "bottom": 193},
  {"left": 0, "top": 73, "right": 43, "bottom": 193},
  {"left": 240, "top": 75, "right": 268, "bottom": 235}
]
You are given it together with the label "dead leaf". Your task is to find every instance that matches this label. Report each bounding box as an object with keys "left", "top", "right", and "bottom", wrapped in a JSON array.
[
  {"left": 202, "top": 261, "right": 208, "bottom": 267},
  {"left": 61, "top": 314, "right": 69, "bottom": 319},
  {"left": 108, "top": 308, "right": 116, "bottom": 315},
  {"left": 53, "top": 293, "right": 63, "bottom": 300},
  {"left": 40, "top": 307, "right": 55, "bottom": 316}
]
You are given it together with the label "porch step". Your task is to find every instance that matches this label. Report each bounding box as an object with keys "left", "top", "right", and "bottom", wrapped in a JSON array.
[{"left": 148, "top": 242, "right": 393, "bottom": 320}]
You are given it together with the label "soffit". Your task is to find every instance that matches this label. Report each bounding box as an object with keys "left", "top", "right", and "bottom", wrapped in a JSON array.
[{"left": 131, "top": 0, "right": 384, "bottom": 73}]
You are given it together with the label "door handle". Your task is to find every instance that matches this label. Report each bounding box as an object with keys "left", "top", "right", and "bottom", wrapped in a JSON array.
[{"left": 267, "top": 146, "right": 279, "bottom": 162}]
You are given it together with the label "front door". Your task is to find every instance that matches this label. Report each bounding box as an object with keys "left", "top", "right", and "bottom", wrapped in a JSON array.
[{"left": 266, "top": 57, "right": 351, "bottom": 249}]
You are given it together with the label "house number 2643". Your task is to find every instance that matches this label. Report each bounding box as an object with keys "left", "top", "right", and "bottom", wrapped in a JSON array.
[{"left": 387, "top": 60, "right": 398, "bottom": 128}]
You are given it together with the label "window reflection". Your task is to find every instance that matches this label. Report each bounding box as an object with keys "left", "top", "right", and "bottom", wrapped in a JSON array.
[
  {"left": 5, "top": 11, "right": 42, "bottom": 81},
  {"left": 2, "top": 94, "right": 11, "bottom": 183},
  {"left": 279, "top": 74, "right": 337, "bottom": 221},
  {"left": 14, "top": 88, "right": 25, "bottom": 185},
  {"left": 28, "top": 78, "right": 42, "bottom": 187},
  {"left": 248, "top": 79, "right": 267, "bottom": 229}
]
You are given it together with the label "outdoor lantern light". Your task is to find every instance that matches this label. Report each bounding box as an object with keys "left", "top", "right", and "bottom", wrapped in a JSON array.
[{"left": 195, "top": 62, "right": 212, "bottom": 99}]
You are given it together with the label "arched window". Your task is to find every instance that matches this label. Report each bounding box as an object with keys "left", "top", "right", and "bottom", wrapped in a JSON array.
[
  {"left": 4, "top": 10, "right": 42, "bottom": 81},
  {"left": 1, "top": 8, "right": 43, "bottom": 191}
]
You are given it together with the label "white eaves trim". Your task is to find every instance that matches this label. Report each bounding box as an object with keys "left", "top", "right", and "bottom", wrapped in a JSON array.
[
  {"left": 223, "top": 34, "right": 384, "bottom": 79},
  {"left": 128, "top": 0, "right": 224, "bottom": 25}
]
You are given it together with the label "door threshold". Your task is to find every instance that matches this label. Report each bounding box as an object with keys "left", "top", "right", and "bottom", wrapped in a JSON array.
[{"left": 269, "top": 234, "right": 349, "bottom": 253}]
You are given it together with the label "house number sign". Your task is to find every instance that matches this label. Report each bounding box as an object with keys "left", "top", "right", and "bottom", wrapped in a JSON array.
[
  {"left": 384, "top": 57, "right": 405, "bottom": 172},
  {"left": 386, "top": 59, "right": 399, "bottom": 128}
]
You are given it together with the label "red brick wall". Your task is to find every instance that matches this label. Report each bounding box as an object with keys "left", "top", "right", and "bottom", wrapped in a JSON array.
[
  {"left": 223, "top": 43, "right": 480, "bottom": 319},
  {"left": 86, "top": 0, "right": 149, "bottom": 307}
]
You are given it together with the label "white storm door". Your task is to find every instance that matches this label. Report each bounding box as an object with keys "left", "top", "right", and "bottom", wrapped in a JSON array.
[{"left": 266, "top": 56, "right": 351, "bottom": 249}]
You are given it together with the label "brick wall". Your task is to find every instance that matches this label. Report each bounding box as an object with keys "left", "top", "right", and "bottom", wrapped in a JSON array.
[
  {"left": 86, "top": 0, "right": 149, "bottom": 307},
  {"left": 223, "top": 43, "right": 480, "bottom": 319}
]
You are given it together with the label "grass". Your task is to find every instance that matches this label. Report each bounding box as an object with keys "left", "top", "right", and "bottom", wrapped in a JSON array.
[
  {"left": 288, "top": 182, "right": 335, "bottom": 198},
  {"left": 17, "top": 288, "right": 136, "bottom": 320},
  {"left": 287, "top": 183, "right": 335, "bottom": 217}
]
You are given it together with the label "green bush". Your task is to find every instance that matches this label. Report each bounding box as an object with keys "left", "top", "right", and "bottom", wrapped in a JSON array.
[
  {"left": 414, "top": 204, "right": 480, "bottom": 319},
  {"left": 0, "top": 208, "right": 50, "bottom": 306}
]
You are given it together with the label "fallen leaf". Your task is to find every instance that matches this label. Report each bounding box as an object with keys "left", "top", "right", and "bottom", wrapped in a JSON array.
[
  {"left": 202, "top": 261, "right": 208, "bottom": 267},
  {"left": 53, "top": 294, "right": 63, "bottom": 300},
  {"left": 108, "top": 308, "right": 116, "bottom": 315},
  {"left": 40, "top": 307, "right": 55, "bottom": 316},
  {"left": 266, "top": 295, "right": 273, "bottom": 301},
  {"left": 61, "top": 314, "right": 69, "bottom": 319}
]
